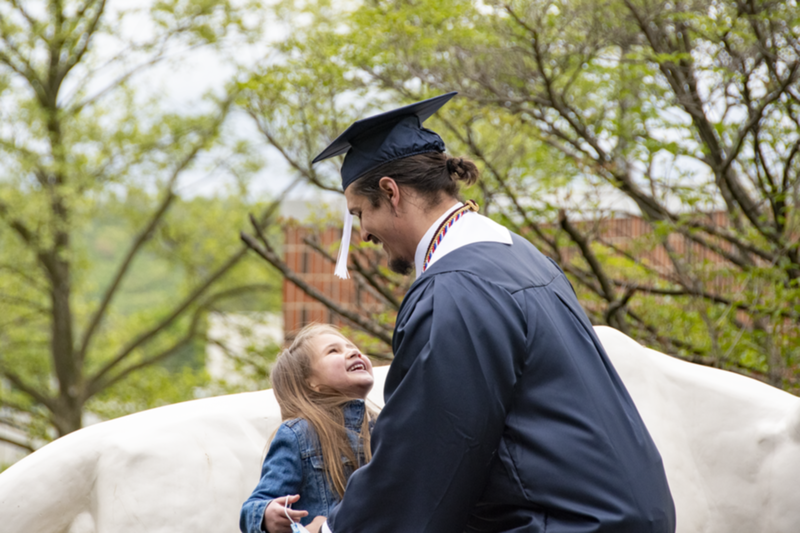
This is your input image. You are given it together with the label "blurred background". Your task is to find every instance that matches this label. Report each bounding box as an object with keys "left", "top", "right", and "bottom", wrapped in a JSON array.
[{"left": 1, "top": 0, "right": 798, "bottom": 468}]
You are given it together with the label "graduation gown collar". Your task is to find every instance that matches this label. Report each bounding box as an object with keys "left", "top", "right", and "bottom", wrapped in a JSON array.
[
  {"left": 414, "top": 202, "right": 463, "bottom": 277},
  {"left": 413, "top": 202, "right": 513, "bottom": 279}
]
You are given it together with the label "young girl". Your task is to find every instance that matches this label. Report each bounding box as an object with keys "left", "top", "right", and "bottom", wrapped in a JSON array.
[{"left": 240, "top": 324, "right": 377, "bottom": 533}]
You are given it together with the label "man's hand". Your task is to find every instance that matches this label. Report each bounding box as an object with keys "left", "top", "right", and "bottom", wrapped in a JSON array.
[
  {"left": 305, "top": 516, "right": 328, "bottom": 533},
  {"left": 263, "top": 495, "right": 309, "bottom": 533}
]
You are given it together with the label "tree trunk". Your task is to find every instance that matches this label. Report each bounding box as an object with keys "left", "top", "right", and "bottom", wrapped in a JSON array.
[{"left": 50, "top": 252, "right": 81, "bottom": 436}]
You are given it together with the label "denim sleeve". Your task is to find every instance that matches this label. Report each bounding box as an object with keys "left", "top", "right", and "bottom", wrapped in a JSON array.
[{"left": 240, "top": 423, "right": 304, "bottom": 533}]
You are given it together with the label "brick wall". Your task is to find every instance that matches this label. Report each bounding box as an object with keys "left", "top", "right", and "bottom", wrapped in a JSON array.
[
  {"left": 283, "top": 212, "right": 736, "bottom": 337},
  {"left": 282, "top": 224, "right": 386, "bottom": 336}
]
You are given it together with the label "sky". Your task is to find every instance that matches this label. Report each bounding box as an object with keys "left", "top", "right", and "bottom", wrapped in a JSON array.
[
  {"left": 97, "top": 0, "right": 328, "bottom": 203},
  {"left": 3, "top": 0, "right": 716, "bottom": 216}
]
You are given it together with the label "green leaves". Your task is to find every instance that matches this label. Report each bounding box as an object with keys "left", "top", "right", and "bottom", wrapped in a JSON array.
[
  {"left": 151, "top": 0, "right": 257, "bottom": 45},
  {"left": 0, "top": 0, "right": 282, "bottom": 453},
  {"left": 239, "top": 0, "right": 800, "bottom": 392}
]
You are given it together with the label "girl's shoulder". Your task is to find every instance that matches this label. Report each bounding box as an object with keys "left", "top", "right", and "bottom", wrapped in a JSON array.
[
  {"left": 276, "top": 417, "right": 318, "bottom": 453},
  {"left": 278, "top": 417, "right": 313, "bottom": 436},
  {"left": 281, "top": 417, "right": 308, "bottom": 430}
]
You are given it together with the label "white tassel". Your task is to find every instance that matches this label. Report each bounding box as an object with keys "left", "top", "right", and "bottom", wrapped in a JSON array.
[{"left": 334, "top": 207, "right": 353, "bottom": 279}]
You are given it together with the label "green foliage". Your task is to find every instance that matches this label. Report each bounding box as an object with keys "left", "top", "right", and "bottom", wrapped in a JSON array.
[
  {"left": 240, "top": 0, "right": 800, "bottom": 393},
  {"left": 0, "top": 0, "right": 283, "bottom": 457}
]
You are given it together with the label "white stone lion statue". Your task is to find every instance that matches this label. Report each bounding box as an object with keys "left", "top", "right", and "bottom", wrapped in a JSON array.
[{"left": 0, "top": 327, "right": 799, "bottom": 532}]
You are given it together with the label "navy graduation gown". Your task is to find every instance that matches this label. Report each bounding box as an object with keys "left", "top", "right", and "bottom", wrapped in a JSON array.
[{"left": 327, "top": 234, "right": 675, "bottom": 533}]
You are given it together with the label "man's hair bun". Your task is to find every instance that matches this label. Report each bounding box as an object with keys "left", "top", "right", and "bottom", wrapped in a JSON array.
[
  {"left": 353, "top": 152, "right": 481, "bottom": 208},
  {"left": 446, "top": 157, "right": 479, "bottom": 186}
]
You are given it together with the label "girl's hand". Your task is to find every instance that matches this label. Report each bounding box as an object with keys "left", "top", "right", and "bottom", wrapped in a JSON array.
[
  {"left": 263, "top": 495, "right": 309, "bottom": 533},
  {"left": 305, "top": 516, "right": 328, "bottom": 533}
]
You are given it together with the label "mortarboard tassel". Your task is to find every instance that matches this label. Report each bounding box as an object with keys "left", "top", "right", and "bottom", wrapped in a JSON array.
[{"left": 334, "top": 207, "right": 353, "bottom": 279}]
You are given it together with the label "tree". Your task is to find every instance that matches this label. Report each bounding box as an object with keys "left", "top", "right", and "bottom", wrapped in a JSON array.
[
  {"left": 237, "top": 52, "right": 410, "bottom": 355},
  {"left": 0, "top": 0, "right": 285, "bottom": 453},
  {"left": 240, "top": 0, "right": 800, "bottom": 391}
]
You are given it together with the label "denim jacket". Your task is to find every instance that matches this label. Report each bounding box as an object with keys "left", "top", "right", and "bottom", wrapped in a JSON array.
[{"left": 240, "top": 400, "right": 370, "bottom": 533}]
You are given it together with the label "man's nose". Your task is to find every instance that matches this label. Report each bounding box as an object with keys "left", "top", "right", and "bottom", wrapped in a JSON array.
[{"left": 360, "top": 227, "right": 371, "bottom": 243}]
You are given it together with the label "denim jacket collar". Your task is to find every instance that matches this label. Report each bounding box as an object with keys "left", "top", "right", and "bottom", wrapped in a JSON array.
[{"left": 343, "top": 399, "right": 366, "bottom": 429}]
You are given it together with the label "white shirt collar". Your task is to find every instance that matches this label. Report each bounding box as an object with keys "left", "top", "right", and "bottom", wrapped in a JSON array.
[
  {"left": 413, "top": 203, "right": 514, "bottom": 278},
  {"left": 414, "top": 202, "right": 463, "bottom": 278}
]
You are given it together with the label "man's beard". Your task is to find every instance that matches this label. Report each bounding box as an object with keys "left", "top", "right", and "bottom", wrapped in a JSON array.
[{"left": 388, "top": 257, "right": 413, "bottom": 276}]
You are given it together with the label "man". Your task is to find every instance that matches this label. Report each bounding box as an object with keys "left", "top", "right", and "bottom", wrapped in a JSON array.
[{"left": 308, "top": 93, "right": 675, "bottom": 533}]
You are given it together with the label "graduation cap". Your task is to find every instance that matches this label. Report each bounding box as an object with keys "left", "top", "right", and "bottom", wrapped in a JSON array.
[
  {"left": 312, "top": 92, "right": 458, "bottom": 279},
  {"left": 312, "top": 91, "right": 457, "bottom": 190}
]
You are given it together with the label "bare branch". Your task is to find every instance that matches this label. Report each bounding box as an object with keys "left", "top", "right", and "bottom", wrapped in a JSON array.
[
  {"left": 0, "top": 263, "right": 47, "bottom": 293},
  {"left": 559, "top": 210, "right": 615, "bottom": 301},
  {"left": 604, "top": 287, "right": 636, "bottom": 330},
  {"left": 782, "top": 139, "right": 800, "bottom": 195},
  {"left": 88, "top": 318, "right": 200, "bottom": 396},
  {"left": 7, "top": 0, "right": 37, "bottom": 28},
  {"left": 63, "top": 0, "right": 107, "bottom": 75},
  {"left": 77, "top": 141, "right": 203, "bottom": 364},
  {"left": 68, "top": 49, "right": 176, "bottom": 115},
  {"left": 504, "top": 4, "right": 611, "bottom": 164},
  {"left": 0, "top": 369, "right": 54, "bottom": 412},
  {"left": 680, "top": 220, "right": 775, "bottom": 267},
  {"left": 0, "top": 292, "right": 48, "bottom": 313},
  {"left": 611, "top": 280, "right": 798, "bottom": 321},
  {"left": 439, "top": 116, "right": 560, "bottom": 254},
  {"left": 0, "top": 432, "right": 34, "bottom": 453},
  {"left": 627, "top": 309, "right": 771, "bottom": 379},
  {"left": 0, "top": 310, "right": 43, "bottom": 334},
  {"left": 0, "top": 36, "right": 39, "bottom": 87},
  {"left": 0, "top": 396, "right": 43, "bottom": 419},
  {"left": 303, "top": 235, "right": 400, "bottom": 311},
  {"left": 86, "top": 283, "right": 276, "bottom": 397},
  {"left": 87, "top": 247, "right": 248, "bottom": 391},
  {"left": 594, "top": 235, "right": 678, "bottom": 284},
  {"left": 85, "top": 178, "right": 302, "bottom": 391},
  {"left": 348, "top": 253, "right": 401, "bottom": 311},
  {"left": 247, "top": 109, "right": 340, "bottom": 193},
  {"left": 241, "top": 226, "right": 393, "bottom": 346},
  {"left": 0, "top": 200, "right": 40, "bottom": 252}
]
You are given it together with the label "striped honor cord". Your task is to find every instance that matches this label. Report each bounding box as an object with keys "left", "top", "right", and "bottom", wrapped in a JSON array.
[{"left": 423, "top": 200, "right": 479, "bottom": 272}]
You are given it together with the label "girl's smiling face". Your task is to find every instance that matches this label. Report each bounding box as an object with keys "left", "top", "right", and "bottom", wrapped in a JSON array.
[{"left": 308, "top": 333, "right": 374, "bottom": 399}]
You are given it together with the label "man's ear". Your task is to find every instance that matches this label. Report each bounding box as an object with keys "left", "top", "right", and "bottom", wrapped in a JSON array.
[{"left": 378, "top": 177, "right": 401, "bottom": 210}]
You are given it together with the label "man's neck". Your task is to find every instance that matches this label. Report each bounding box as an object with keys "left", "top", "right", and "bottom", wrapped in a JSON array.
[
  {"left": 407, "top": 197, "right": 459, "bottom": 249},
  {"left": 412, "top": 200, "right": 463, "bottom": 276}
]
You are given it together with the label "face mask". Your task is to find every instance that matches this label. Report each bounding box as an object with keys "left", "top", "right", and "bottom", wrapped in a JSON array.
[{"left": 285, "top": 498, "right": 311, "bottom": 533}]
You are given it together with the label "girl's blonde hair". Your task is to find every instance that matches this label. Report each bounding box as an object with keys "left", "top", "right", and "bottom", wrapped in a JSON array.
[{"left": 271, "top": 323, "right": 376, "bottom": 498}]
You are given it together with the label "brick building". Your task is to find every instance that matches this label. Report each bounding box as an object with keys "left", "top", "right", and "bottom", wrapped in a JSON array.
[
  {"left": 282, "top": 222, "right": 390, "bottom": 335},
  {"left": 281, "top": 210, "right": 734, "bottom": 336}
]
